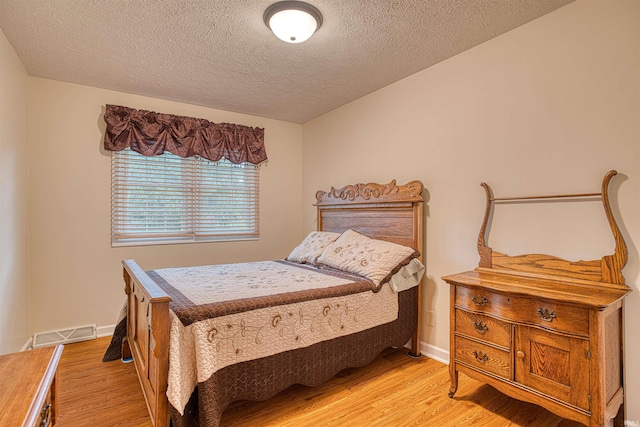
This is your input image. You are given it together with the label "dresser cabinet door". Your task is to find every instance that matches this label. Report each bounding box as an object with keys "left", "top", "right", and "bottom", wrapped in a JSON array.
[{"left": 515, "top": 326, "right": 590, "bottom": 411}]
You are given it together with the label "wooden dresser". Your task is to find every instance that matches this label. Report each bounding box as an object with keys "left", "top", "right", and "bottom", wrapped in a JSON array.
[
  {"left": 0, "top": 344, "right": 63, "bottom": 427},
  {"left": 443, "top": 171, "right": 630, "bottom": 427}
]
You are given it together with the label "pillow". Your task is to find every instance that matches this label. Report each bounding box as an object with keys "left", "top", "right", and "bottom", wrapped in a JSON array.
[
  {"left": 286, "top": 231, "right": 342, "bottom": 265},
  {"left": 317, "top": 229, "right": 419, "bottom": 286}
]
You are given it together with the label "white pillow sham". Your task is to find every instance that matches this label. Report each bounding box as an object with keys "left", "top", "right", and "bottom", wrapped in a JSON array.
[
  {"left": 286, "top": 231, "right": 342, "bottom": 265},
  {"left": 389, "top": 258, "right": 425, "bottom": 292},
  {"left": 316, "top": 229, "right": 419, "bottom": 286}
]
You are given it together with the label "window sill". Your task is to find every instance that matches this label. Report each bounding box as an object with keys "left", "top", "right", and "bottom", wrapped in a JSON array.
[{"left": 111, "top": 236, "right": 259, "bottom": 248}]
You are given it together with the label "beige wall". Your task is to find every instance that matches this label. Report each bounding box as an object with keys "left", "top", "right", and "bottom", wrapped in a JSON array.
[
  {"left": 302, "top": 0, "right": 640, "bottom": 418},
  {"left": 4, "top": 0, "right": 639, "bottom": 419},
  {"left": 27, "top": 79, "right": 303, "bottom": 336},
  {"left": 0, "top": 29, "right": 30, "bottom": 354}
]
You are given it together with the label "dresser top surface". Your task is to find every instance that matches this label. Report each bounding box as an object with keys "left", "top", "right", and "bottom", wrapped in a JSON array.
[
  {"left": 442, "top": 268, "right": 630, "bottom": 309},
  {"left": 0, "top": 345, "right": 63, "bottom": 425}
]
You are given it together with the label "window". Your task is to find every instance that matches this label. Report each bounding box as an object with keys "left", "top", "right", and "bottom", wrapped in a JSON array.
[{"left": 111, "top": 148, "right": 259, "bottom": 245}]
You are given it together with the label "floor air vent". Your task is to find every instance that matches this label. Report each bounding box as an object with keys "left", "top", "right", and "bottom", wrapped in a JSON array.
[{"left": 33, "top": 325, "right": 97, "bottom": 349}]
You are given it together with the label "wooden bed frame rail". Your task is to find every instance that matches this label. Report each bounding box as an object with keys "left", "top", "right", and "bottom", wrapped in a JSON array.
[{"left": 122, "top": 259, "right": 171, "bottom": 427}]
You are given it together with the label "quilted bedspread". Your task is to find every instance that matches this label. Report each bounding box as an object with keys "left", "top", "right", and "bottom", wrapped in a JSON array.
[{"left": 147, "top": 260, "right": 399, "bottom": 414}]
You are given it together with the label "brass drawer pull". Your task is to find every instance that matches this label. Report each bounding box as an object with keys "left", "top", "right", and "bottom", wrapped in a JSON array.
[
  {"left": 473, "top": 321, "right": 488, "bottom": 334},
  {"left": 472, "top": 296, "right": 488, "bottom": 306},
  {"left": 537, "top": 307, "right": 557, "bottom": 322},
  {"left": 473, "top": 350, "right": 489, "bottom": 363},
  {"left": 40, "top": 403, "right": 52, "bottom": 427}
]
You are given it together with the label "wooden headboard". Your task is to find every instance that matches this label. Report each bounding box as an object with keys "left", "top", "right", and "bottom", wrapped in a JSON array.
[
  {"left": 315, "top": 179, "right": 425, "bottom": 357},
  {"left": 315, "top": 179, "right": 424, "bottom": 259}
]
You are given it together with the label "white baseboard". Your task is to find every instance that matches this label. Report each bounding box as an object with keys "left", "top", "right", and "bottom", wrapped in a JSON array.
[
  {"left": 20, "top": 338, "right": 33, "bottom": 352},
  {"left": 419, "top": 341, "right": 449, "bottom": 364},
  {"left": 96, "top": 324, "right": 116, "bottom": 338}
]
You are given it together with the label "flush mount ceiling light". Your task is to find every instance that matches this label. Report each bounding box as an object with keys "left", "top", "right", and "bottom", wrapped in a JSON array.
[{"left": 264, "top": 1, "right": 323, "bottom": 44}]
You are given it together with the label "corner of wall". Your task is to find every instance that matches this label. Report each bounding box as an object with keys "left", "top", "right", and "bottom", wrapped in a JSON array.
[{"left": 0, "top": 28, "right": 31, "bottom": 354}]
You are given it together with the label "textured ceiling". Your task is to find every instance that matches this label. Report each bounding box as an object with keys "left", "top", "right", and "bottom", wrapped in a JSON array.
[{"left": 0, "top": 0, "right": 573, "bottom": 123}]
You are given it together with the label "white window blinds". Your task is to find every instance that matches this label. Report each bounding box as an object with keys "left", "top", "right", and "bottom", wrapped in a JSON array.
[{"left": 111, "top": 148, "right": 259, "bottom": 245}]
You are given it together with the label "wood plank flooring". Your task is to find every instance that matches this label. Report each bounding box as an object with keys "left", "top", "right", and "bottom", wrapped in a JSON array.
[{"left": 55, "top": 337, "right": 582, "bottom": 426}]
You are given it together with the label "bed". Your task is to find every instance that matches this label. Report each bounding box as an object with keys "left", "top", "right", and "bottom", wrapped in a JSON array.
[{"left": 120, "top": 179, "right": 425, "bottom": 427}]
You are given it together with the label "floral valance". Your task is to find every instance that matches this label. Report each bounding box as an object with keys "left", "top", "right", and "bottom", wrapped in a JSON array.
[{"left": 103, "top": 105, "right": 267, "bottom": 165}]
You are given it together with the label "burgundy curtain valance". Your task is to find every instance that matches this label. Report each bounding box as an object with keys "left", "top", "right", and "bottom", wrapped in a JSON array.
[{"left": 103, "top": 104, "right": 267, "bottom": 165}]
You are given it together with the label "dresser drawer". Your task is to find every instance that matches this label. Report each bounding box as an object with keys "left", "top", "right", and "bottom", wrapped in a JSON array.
[
  {"left": 455, "top": 285, "right": 508, "bottom": 314},
  {"left": 39, "top": 387, "right": 53, "bottom": 427},
  {"left": 454, "top": 336, "right": 511, "bottom": 380},
  {"left": 515, "top": 299, "right": 589, "bottom": 337},
  {"left": 455, "top": 285, "right": 589, "bottom": 337},
  {"left": 455, "top": 309, "right": 510, "bottom": 348}
]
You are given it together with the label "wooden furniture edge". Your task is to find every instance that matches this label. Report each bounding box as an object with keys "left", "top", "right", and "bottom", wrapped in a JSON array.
[
  {"left": 473, "top": 267, "right": 631, "bottom": 292},
  {"left": 315, "top": 179, "right": 424, "bottom": 206},
  {"left": 476, "top": 170, "right": 629, "bottom": 286},
  {"left": 600, "top": 170, "right": 628, "bottom": 285},
  {"left": 23, "top": 344, "right": 63, "bottom": 427},
  {"left": 122, "top": 259, "right": 171, "bottom": 427},
  {"left": 123, "top": 259, "right": 171, "bottom": 302},
  {"left": 477, "top": 182, "right": 493, "bottom": 268},
  {"left": 442, "top": 269, "right": 631, "bottom": 310}
]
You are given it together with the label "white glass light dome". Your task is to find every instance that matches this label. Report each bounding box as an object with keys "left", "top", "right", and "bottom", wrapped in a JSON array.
[{"left": 264, "top": 2, "right": 323, "bottom": 44}]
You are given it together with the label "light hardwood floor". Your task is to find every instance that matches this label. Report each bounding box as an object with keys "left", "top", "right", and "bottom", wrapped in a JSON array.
[{"left": 55, "top": 337, "right": 582, "bottom": 426}]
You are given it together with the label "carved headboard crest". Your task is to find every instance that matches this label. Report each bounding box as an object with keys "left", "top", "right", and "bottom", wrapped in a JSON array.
[{"left": 315, "top": 180, "right": 424, "bottom": 205}]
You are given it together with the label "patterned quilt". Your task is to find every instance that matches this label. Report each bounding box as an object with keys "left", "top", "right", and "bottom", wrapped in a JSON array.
[{"left": 147, "top": 260, "right": 400, "bottom": 414}]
